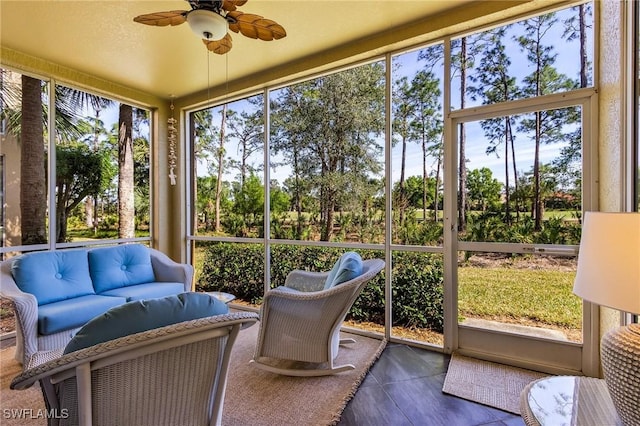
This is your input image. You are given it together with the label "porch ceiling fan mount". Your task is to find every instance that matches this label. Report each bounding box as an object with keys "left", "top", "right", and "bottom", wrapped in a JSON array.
[{"left": 133, "top": 0, "right": 287, "bottom": 55}]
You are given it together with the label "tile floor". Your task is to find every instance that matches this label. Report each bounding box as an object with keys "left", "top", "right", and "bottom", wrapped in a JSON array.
[{"left": 338, "top": 343, "right": 525, "bottom": 426}]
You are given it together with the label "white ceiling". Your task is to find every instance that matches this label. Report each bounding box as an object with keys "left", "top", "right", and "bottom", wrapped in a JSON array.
[{"left": 1, "top": 1, "right": 539, "bottom": 100}]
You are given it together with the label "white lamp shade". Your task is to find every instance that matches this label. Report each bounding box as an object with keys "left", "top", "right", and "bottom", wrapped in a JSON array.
[
  {"left": 573, "top": 212, "right": 640, "bottom": 315},
  {"left": 187, "top": 9, "right": 228, "bottom": 41}
]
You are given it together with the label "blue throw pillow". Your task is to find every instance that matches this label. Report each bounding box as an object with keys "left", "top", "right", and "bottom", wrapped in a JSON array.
[
  {"left": 89, "top": 244, "right": 156, "bottom": 293},
  {"left": 323, "top": 252, "right": 364, "bottom": 290},
  {"left": 63, "top": 292, "right": 229, "bottom": 354},
  {"left": 11, "top": 250, "right": 95, "bottom": 305}
]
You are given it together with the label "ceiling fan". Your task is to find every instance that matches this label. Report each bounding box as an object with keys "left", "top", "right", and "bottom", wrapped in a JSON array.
[{"left": 133, "top": 0, "right": 286, "bottom": 55}]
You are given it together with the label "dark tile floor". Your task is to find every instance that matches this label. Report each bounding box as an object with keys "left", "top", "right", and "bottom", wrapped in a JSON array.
[{"left": 338, "top": 343, "right": 525, "bottom": 426}]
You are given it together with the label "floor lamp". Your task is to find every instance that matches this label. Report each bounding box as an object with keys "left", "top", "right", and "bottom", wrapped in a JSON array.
[{"left": 573, "top": 212, "right": 640, "bottom": 425}]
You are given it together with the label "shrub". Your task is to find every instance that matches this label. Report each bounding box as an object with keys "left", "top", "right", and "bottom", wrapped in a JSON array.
[{"left": 197, "top": 243, "right": 444, "bottom": 332}]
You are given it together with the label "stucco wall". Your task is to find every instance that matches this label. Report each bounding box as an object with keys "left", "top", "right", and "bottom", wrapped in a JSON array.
[
  {"left": 0, "top": 132, "right": 21, "bottom": 248},
  {"left": 597, "top": 0, "right": 629, "bottom": 343}
]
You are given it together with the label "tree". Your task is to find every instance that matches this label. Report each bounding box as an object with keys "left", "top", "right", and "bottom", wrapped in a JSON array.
[
  {"left": 270, "top": 181, "right": 291, "bottom": 215},
  {"left": 563, "top": 3, "right": 593, "bottom": 88},
  {"left": 408, "top": 70, "right": 442, "bottom": 222},
  {"left": 271, "top": 63, "right": 385, "bottom": 241},
  {"left": 5, "top": 74, "right": 115, "bottom": 243},
  {"left": 392, "top": 76, "right": 415, "bottom": 223},
  {"left": 192, "top": 107, "right": 223, "bottom": 233},
  {"left": 469, "top": 27, "right": 520, "bottom": 223},
  {"left": 517, "top": 13, "right": 578, "bottom": 230},
  {"left": 55, "top": 143, "right": 114, "bottom": 242},
  {"left": 118, "top": 104, "right": 135, "bottom": 238},
  {"left": 466, "top": 168, "right": 502, "bottom": 213},
  {"left": 80, "top": 110, "right": 110, "bottom": 231},
  {"left": 19, "top": 75, "right": 47, "bottom": 244},
  {"left": 215, "top": 105, "right": 228, "bottom": 232},
  {"left": 227, "top": 96, "right": 263, "bottom": 186},
  {"left": 395, "top": 175, "right": 436, "bottom": 211},
  {"left": 233, "top": 173, "right": 264, "bottom": 220},
  {"left": 271, "top": 86, "right": 315, "bottom": 238}
]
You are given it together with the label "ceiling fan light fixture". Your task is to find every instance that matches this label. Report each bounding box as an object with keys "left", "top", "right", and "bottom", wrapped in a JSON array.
[{"left": 187, "top": 9, "right": 228, "bottom": 40}]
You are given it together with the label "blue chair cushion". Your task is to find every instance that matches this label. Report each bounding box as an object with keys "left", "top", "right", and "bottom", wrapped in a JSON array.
[
  {"left": 98, "top": 282, "right": 186, "bottom": 301},
  {"left": 323, "top": 252, "right": 364, "bottom": 290},
  {"left": 63, "top": 292, "right": 229, "bottom": 354},
  {"left": 38, "top": 294, "right": 126, "bottom": 335},
  {"left": 11, "top": 250, "right": 95, "bottom": 306},
  {"left": 89, "top": 244, "right": 156, "bottom": 293}
]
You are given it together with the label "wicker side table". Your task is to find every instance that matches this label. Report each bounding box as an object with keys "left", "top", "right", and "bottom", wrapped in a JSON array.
[{"left": 520, "top": 376, "right": 622, "bottom": 426}]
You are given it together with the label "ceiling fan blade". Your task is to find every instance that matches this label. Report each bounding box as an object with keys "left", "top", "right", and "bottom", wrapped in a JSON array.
[
  {"left": 133, "top": 11, "right": 187, "bottom": 26},
  {"left": 227, "top": 11, "right": 286, "bottom": 41},
  {"left": 221, "top": 0, "right": 248, "bottom": 12},
  {"left": 203, "top": 33, "right": 233, "bottom": 54}
]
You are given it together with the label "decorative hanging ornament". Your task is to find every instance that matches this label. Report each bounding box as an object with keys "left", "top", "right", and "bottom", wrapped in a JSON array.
[{"left": 168, "top": 99, "right": 178, "bottom": 186}]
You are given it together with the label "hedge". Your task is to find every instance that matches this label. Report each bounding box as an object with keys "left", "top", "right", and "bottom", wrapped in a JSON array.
[{"left": 197, "top": 242, "right": 444, "bottom": 333}]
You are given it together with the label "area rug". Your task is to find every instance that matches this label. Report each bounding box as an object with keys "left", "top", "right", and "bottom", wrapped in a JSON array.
[
  {"left": 442, "top": 352, "right": 549, "bottom": 414},
  {"left": 1, "top": 347, "right": 45, "bottom": 426},
  {"left": 1, "top": 323, "right": 386, "bottom": 426}
]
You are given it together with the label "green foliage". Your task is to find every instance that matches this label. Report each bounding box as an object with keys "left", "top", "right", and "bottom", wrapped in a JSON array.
[
  {"left": 387, "top": 251, "right": 444, "bottom": 331},
  {"left": 233, "top": 173, "right": 264, "bottom": 217},
  {"left": 197, "top": 242, "right": 265, "bottom": 304},
  {"left": 393, "top": 214, "right": 443, "bottom": 245},
  {"left": 467, "top": 168, "right": 502, "bottom": 212},
  {"left": 463, "top": 212, "right": 581, "bottom": 245},
  {"left": 196, "top": 243, "right": 445, "bottom": 332},
  {"left": 270, "top": 186, "right": 291, "bottom": 214}
]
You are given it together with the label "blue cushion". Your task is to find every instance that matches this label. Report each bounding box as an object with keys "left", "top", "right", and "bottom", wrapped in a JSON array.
[
  {"left": 98, "top": 282, "right": 185, "bottom": 301},
  {"left": 11, "top": 250, "right": 95, "bottom": 305},
  {"left": 63, "top": 292, "right": 229, "bottom": 354},
  {"left": 89, "top": 244, "right": 156, "bottom": 293},
  {"left": 323, "top": 252, "right": 364, "bottom": 290},
  {"left": 38, "top": 294, "right": 126, "bottom": 335}
]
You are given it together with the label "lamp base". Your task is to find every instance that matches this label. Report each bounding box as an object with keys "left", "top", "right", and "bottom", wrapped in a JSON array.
[{"left": 601, "top": 323, "right": 640, "bottom": 425}]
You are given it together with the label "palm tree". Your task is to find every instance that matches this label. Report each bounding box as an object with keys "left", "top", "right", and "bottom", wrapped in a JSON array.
[
  {"left": 19, "top": 75, "right": 47, "bottom": 244},
  {"left": 118, "top": 104, "right": 135, "bottom": 238},
  {"left": 2, "top": 71, "right": 113, "bottom": 243}
]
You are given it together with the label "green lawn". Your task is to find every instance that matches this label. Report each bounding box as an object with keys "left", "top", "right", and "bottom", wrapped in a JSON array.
[{"left": 458, "top": 266, "right": 581, "bottom": 328}]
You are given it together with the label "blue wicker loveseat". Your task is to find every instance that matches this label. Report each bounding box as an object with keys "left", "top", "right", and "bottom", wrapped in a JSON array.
[{"left": 0, "top": 244, "right": 193, "bottom": 366}]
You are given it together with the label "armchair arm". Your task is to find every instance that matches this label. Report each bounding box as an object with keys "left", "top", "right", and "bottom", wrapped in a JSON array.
[
  {"left": 0, "top": 259, "right": 39, "bottom": 365},
  {"left": 284, "top": 269, "right": 328, "bottom": 292},
  {"left": 11, "top": 311, "right": 259, "bottom": 390},
  {"left": 149, "top": 248, "right": 194, "bottom": 292}
]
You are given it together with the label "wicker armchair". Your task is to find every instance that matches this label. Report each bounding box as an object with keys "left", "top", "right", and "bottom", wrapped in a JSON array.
[
  {"left": 251, "top": 258, "right": 385, "bottom": 376},
  {"left": 11, "top": 311, "right": 258, "bottom": 426}
]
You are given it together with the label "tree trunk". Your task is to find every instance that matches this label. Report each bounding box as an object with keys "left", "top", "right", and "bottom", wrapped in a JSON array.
[
  {"left": 118, "top": 104, "right": 135, "bottom": 238},
  {"left": 457, "top": 37, "right": 468, "bottom": 232},
  {"left": 422, "top": 138, "right": 427, "bottom": 222},
  {"left": 433, "top": 136, "right": 444, "bottom": 222},
  {"left": 190, "top": 113, "right": 198, "bottom": 235},
  {"left": 215, "top": 105, "right": 227, "bottom": 232},
  {"left": 86, "top": 108, "right": 100, "bottom": 230},
  {"left": 293, "top": 149, "right": 303, "bottom": 238},
  {"left": 20, "top": 75, "right": 47, "bottom": 245},
  {"left": 508, "top": 119, "right": 519, "bottom": 221},
  {"left": 504, "top": 117, "right": 511, "bottom": 224},
  {"left": 533, "top": 111, "right": 542, "bottom": 231},
  {"left": 55, "top": 187, "right": 68, "bottom": 243},
  {"left": 399, "top": 136, "right": 407, "bottom": 223},
  {"left": 579, "top": 4, "right": 588, "bottom": 88}
]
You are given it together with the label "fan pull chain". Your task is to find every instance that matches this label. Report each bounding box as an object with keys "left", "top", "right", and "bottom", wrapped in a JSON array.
[{"left": 207, "top": 49, "right": 211, "bottom": 108}]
